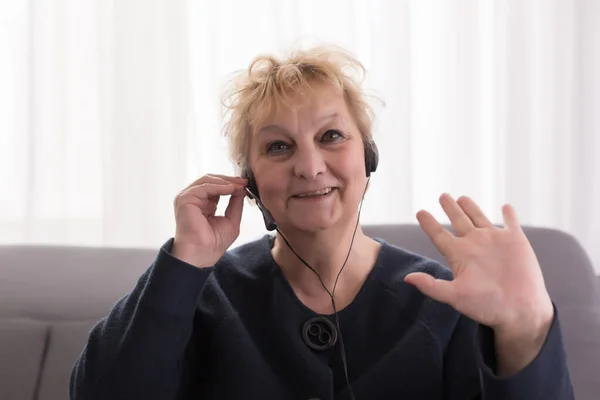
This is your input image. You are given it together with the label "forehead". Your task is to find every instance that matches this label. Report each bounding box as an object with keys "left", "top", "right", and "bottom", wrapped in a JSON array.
[{"left": 253, "top": 84, "right": 350, "bottom": 130}]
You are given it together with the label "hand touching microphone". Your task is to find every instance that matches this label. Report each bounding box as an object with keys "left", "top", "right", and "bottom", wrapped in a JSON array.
[{"left": 171, "top": 174, "right": 247, "bottom": 269}]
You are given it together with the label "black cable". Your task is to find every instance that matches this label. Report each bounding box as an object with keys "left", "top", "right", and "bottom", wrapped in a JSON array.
[{"left": 275, "top": 178, "right": 369, "bottom": 400}]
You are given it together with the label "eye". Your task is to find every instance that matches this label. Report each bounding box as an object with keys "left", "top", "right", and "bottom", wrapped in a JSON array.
[
  {"left": 266, "top": 141, "right": 290, "bottom": 154},
  {"left": 322, "top": 129, "right": 345, "bottom": 142}
]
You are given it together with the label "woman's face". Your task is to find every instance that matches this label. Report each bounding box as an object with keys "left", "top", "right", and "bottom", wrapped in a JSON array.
[{"left": 248, "top": 84, "right": 368, "bottom": 233}]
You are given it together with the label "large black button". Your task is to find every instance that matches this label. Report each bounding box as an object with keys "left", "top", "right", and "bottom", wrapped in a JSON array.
[{"left": 302, "top": 316, "right": 337, "bottom": 351}]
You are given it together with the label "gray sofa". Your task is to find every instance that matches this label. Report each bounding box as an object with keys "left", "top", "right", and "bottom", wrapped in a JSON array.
[{"left": 1, "top": 225, "right": 598, "bottom": 399}]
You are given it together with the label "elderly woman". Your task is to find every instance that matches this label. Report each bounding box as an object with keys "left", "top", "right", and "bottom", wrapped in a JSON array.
[{"left": 70, "top": 46, "right": 573, "bottom": 400}]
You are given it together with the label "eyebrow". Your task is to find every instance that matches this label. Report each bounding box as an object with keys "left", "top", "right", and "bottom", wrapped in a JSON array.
[{"left": 257, "top": 112, "right": 341, "bottom": 135}]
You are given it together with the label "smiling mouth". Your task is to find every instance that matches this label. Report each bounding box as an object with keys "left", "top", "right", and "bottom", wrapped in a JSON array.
[{"left": 292, "top": 187, "right": 334, "bottom": 198}]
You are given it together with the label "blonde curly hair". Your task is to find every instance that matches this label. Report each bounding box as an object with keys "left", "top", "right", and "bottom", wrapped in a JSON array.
[{"left": 221, "top": 45, "right": 379, "bottom": 173}]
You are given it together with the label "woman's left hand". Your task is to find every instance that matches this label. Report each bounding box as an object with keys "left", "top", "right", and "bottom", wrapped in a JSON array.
[{"left": 404, "top": 193, "right": 554, "bottom": 340}]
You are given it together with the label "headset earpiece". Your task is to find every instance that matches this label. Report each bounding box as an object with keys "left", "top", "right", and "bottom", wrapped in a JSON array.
[
  {"left": 241, "top": 168, "right": 277, "bottom": 231},
  {"left": 364, "top": 139, "right": 379, "bottom": 177},
  {"left": 241, "top": 168, "right": 259, "bottom": 199}
]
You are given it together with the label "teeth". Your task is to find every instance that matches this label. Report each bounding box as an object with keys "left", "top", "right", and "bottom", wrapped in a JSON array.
[{"left": 296, "top": 187, "right": 332, "bottom": 198}]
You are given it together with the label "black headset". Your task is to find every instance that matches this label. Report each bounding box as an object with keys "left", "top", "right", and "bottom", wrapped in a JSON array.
[
  {"left": 240, "top": 138, "right": 379, "bottom": 400},
  {"left": 242, "top": 138, "right": 379, "bottom": 231}
]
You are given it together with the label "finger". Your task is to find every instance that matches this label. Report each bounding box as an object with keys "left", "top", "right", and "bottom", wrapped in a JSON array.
[
  {"left": 181, "top": 182, "right": 246, "bottom": 203},
  {"left": 404, "top": 272, "right": 457, "bottom": 307},
  {"left": 439, "top": 193, "right": 474, "bottom": 236},
  {"left": 501, "top": 204, "right": 522, "bottom": 232},
  {"left": 207, "top": 174, "right": 248, "bottom": 185},
  {"left": 182, "top": 176, "right": 228, "bottom": 192},
  {"left": 416, "top": 210, "right": 455, "bottom": 256},
  {"left": 178, "top": 184, "right": 246, "bottom": 219},
  {"left": 183, "top": 174, "right": 247, "bottom": 191},
  {"left": 225, "top": 190, "right": 246, "bottom": 227},
  {"left": 456, "top": 196, "right": 493, "bottom": 228}
]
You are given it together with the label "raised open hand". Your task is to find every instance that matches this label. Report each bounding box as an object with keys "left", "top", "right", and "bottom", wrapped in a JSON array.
[{"left": 404, "top": 194, "right": 554, "bottom": 336}]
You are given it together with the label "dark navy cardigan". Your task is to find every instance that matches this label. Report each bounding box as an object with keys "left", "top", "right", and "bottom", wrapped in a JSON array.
[{"left": 70, "top": 235, "right": 573, "bottom": 399}]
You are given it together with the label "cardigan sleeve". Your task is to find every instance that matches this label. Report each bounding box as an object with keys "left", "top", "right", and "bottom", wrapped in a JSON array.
[
  {"left": 442, "top": 304, "right": 574, "bottom": 400},
  {"left": 69, "top": 238, "right": 213, "bottom": 400},
  {"left": 476, "top": 303, "right": 574, "bottom": 399}
]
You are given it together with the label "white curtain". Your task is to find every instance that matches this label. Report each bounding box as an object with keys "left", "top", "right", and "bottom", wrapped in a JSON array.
[{"left": 1, "top": 0, "right": 599, "bottom": 273}]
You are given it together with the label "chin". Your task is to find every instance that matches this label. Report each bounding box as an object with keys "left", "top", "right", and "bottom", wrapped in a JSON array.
[{"left": 287, "top": 213, "right": 342, "bottom": 233}]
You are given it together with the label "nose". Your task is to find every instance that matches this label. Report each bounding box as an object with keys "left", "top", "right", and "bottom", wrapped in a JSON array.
[{"left": 293, "top": 145, "right": 326, "bottom": 180}]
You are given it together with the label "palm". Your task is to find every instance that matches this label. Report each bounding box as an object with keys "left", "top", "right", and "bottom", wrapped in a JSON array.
[{"left": 405, "top": 194, "right": 552, "bottom": 331}]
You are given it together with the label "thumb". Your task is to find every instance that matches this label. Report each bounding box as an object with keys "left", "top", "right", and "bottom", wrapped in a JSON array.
[
  {"left": 224, "top": 191, "right": 245, "bottom": 228},
  {"left": 404, "top": 272, "right": 457, "bottom": 307}
]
